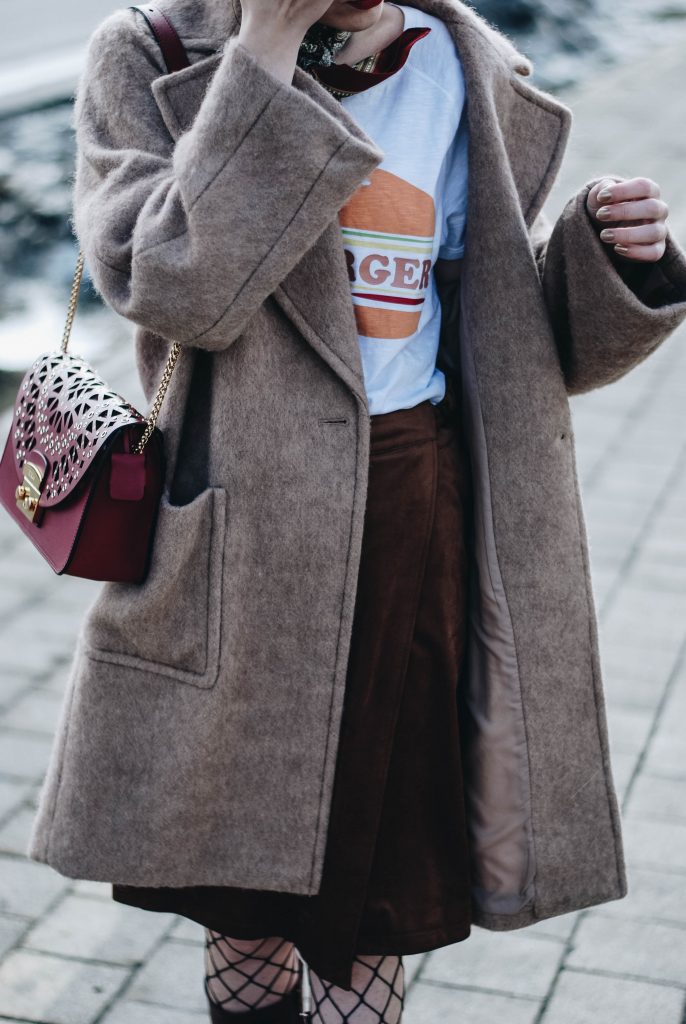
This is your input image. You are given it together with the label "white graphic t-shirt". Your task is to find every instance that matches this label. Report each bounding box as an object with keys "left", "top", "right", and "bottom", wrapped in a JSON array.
[{"left": 339, "top": 4, "right": 468, "bottom": 415}]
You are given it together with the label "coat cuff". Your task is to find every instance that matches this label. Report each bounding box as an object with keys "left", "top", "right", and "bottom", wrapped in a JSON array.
[
  {"left": 173, "top": 37, "right": 384, "bottom": 211},
  {"left": 579, "top": 176, "right": 686, "bottom": 310},
  {"left": 541, "top": 178, "right": 686, "bottom": 394}
]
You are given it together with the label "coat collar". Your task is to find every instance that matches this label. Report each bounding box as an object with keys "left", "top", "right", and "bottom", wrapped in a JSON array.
[{"left": 151, "top": 0, "right": 572, "bottom": 399}]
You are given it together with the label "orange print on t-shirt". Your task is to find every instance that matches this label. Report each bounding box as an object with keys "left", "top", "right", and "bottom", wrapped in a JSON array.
[{"left": 339, "top": 168, "right": 436, "bottom": 341}]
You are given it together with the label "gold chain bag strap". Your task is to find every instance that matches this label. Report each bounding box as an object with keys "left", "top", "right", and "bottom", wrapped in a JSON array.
[
  {"left": 63, "top": 251, "right": 181, "bottom": 457},
  {"left": 0, "top": 5, "right": 189, "bottom": 583}
]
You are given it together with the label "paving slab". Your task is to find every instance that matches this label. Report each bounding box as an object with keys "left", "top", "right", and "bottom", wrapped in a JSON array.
[
  {"left": 587, "top": 868, "right": 686, "bottom": 928},
  {"left": 404, "top": 981, "right": 541, "bottom": 1024},
  {"left": 600, "top": 588, "right": 686, "bottom": 651},
  {"left": 0, "top": 642, "right": 63, "bottom": 691},
  {"left": 641, "top": 733, "right": 686, "bottom": 781},
  {"left": 0, "top": 777, "right": 32, "bottom": 822},
  {"left": 125, "top": 939, "right": 208, "bottom": 1014},
  {"left": 567, "top": 915, "right": 686, "bottom": 988},
  {"left": 0, "top": 914, "right": 27, "bottom": 959},
  {"left": 623, "top": 817, "right": 686, "bottom": 873},
  {"left": 0, "top": 804, "right": 36, "bottom": 856},
  {"left": 419, "top": 929, "right": 564, "bottom": 1000},
  {"left": 22, "top": 892, "right": 175, "bottom": 967},
  {"left": 100, "top": 1002, "right": 208, "bottom": 1024},
  {"left": 539, "top": 968, "right": 684, "bottom": 1024},
  {"left": 0, "top": 690, "right": 64, "bottom": 735},
  {"left": 403, "top": 952, "right": 425, "bottom": 988},
  {"left": 170, "top": 917, "right": 206, "bottom": 944},
  {"left": 33, "top": 664, "right": 73, "bottom": 697},
  {"left": 605, "top": 705, "right": 654, "bottom": 757},
  {"left": 0, "top": 618, "right": 76, "bottom": 667},
  {"left": 0, "top": 550, "right": 58, "bottom": 598},
  {"left": 606, "top": 751, "right": 639, "bottom": 798},
  {"left": 525, "top": 912, "right": 581, "bottom": 943},
  {"left": 0, "top": 857, "right": 69, "bottom": 919},
  {"left": 72, "top": 880, "right": 115, "bottom": 902},
  {"left": 0, "top": 668, "right": 33, "bottom": 711},
  {"left": 624, "top": 774, "right": 686, "bottom": 823},
  {"left": 600, "top": 658, "right": 673, "bottom": 712},
  {"left": 0, "top": 948, "right": 129, "bottom": 1024},
  {"left": 0, "top": 729, "right": 54, "bottom": 782}
]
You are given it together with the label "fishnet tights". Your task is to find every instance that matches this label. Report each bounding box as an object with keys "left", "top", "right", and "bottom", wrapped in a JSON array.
[
  {"left": 204, "top": 932, "right": 299, "bottom": 1013},
  {"left": 204, "top": 930, "right": 405, "bottom": 1022},
  {"left": 309, "top": 953, "right": 404, "bottom": 1023}
]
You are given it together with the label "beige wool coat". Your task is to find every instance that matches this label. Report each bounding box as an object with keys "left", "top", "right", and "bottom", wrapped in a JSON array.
[{"left": 29, "top": 0, "right": 686, "bottom": 935}]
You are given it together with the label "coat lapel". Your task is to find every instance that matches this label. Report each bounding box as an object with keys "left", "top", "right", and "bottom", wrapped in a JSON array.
[
  {"left": 272, "top": 220, "right": 370, "bottom": 402},
  {"left": 270, "top": 63, "right": 383, "bottom": 398},
  {"left": 416, "top": 0, "right": 572, "bottom": 229},
  {"left": 151, "top": 0, "right": 572, "bottom": 392},
  {"left": 151, "top": 52, "right": 222, "bottom": 140}
]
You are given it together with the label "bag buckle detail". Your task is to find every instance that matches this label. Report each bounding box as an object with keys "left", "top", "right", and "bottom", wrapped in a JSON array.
[{"left": 15, "top": 458, "right": 44, "bottom": 522}]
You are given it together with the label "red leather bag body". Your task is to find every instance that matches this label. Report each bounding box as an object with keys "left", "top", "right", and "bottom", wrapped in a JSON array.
[{"left": 0, "top": 352, "right": 165, "bottom": 582}]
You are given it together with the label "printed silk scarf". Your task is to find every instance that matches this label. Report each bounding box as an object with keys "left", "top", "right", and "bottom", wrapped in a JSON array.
[
  {"left": 296, "top": 20, "right": 431, "bottom": 100},
  {"left": 297, "top": 24, "right": 353, "bottom": 71}
]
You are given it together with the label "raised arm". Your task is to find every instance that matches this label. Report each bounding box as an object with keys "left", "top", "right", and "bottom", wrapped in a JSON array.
[{"left": 73, "top": 7, "right": 384, "bottom": 352}]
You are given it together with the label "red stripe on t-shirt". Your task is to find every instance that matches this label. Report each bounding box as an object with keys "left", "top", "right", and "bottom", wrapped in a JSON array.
[{"left": 351, "top": 293, "right": 426, "bottom": 306}]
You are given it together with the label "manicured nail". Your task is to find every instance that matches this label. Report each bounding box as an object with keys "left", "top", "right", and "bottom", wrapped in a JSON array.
[
  {"left": 596, "top": 206, "right": 613, "bottom": 219},
  {"left": 614, "top": 244, "right": 630, "bottom": 254},
  {"left": 599, "top": 229, "right": 615, "bottom": 242},
  {"left": 597, "top": 187, "right": 613, "bottom": 202}
]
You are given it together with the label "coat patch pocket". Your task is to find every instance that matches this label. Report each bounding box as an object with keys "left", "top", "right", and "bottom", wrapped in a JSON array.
[{"left": 80, "top": 486, "right": 227, "bottom": 689}]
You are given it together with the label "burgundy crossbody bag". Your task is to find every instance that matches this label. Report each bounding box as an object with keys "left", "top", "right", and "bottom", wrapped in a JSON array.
[{"left": 0, "top": 5, "right": 192, "bottom": 584}]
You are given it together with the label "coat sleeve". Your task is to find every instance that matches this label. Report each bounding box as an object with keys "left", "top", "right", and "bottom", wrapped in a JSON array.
[
  {"left": 531, "top": 176, "right": 686, "bottom": 395},
  {"left": 72, "top": 10, "right": 384, "bottom": 351}
]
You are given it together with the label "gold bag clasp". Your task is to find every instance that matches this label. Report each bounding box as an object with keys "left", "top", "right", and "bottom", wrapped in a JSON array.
[{"left": 15, "top": 459, "right": 44, "bottom": 523}]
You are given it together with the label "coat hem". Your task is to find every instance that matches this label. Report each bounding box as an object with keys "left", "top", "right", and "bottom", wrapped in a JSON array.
[
  {"left": 26, "top": 853, "right": 322, "bottom": 896},
  {"left": 472, "top": 880, "right": 628, "bottom": 931}
]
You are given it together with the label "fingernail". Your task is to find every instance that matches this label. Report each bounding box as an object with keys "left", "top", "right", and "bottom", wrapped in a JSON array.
[
  {"left": 614, "top": 244, "right": 630, "bottom": 254},
  {"left": 596, "top": 207, "right": 613, "bottom": 220},
  {"left": 597, "top": 188, "right": 613, "bottom": 202},
  {"left": 599, "top": 229, "right": 615, "bottom": 242}
]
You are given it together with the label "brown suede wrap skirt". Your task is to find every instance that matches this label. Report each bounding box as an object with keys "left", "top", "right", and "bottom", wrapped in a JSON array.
[{"left": 113, "top": 377, "right": 475, "bottom": 990}]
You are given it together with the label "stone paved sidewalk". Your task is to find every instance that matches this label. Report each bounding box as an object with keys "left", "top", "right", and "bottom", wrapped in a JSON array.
[{"left": 1, "top": 30, "right": 686, "bottom": 1024}]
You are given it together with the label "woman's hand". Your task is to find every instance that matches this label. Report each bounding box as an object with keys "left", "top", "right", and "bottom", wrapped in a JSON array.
[
  {"left": 238, "top": 0, "right": 335, "bottom": 84},
  {"left": 240, "top": 0, "right": 334, "bottom": 38},
  {"left": 587, "top": 177, "right": 669, "bottom": 263}
]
